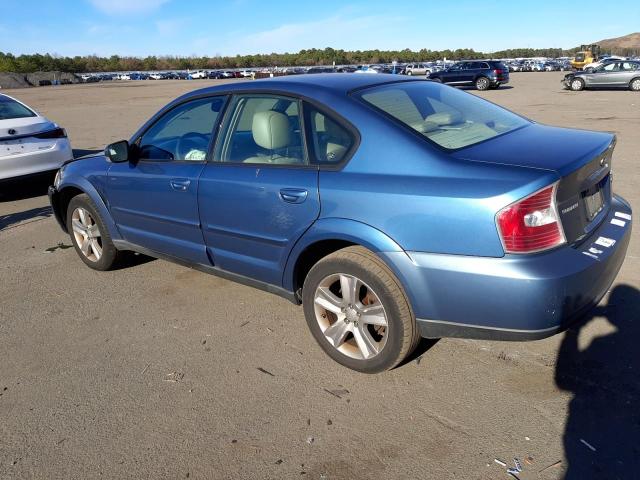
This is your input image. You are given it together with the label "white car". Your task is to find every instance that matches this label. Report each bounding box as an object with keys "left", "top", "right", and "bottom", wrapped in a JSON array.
[
  {"left": 0, "top": 94, "right": 73, "bottom": 181},
  {"left": 190, "top": 70, "right": 208, "bottom": 79}
]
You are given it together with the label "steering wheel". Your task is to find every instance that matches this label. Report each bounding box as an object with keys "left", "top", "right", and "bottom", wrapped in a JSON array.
[{"left": 176, "top": 132, "right": 210, "bottom": 160}]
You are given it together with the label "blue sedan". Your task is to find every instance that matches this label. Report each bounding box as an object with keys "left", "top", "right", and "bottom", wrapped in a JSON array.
[{"left": 49, "top": 74, "right": 632, "bottom": 373}]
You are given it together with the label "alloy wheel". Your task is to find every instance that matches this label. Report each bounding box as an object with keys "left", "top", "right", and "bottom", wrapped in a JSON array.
[
  {"left": 571, "top": 79, "right": 584, "bottom": 91},
  {"left": 631, "top": 79, "right": 640, "bottom": 91},
  {"left": 71, "top": 207, "right": 102, "bottom": 262},
  {"left": 313, "top": 273, "right": 388, "bottom": 360},
  {"left": 477, "top": 78, "right": 489, "bottom": 90}
]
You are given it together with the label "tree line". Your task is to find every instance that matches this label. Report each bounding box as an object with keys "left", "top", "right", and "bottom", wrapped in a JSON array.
[{"left": 0, "top": 45, "right": 635, "bottom": 73}]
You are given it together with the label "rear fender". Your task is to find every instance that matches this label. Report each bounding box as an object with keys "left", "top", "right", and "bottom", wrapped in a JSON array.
[{"left": 282, "top": 217, "right": 413, "bottom": 294}]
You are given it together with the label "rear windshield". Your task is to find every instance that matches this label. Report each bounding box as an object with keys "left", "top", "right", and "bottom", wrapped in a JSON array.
[
  {"left": 0, "top": 95, "right": 37, "bottom": 120},
  {"left": 355, "top": 81, "right": 529, "bottom": 150}
]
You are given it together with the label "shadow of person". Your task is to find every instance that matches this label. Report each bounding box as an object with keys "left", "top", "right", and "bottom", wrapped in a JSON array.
[{"left": 555, "top": 284, "right": 640, "bottom": 479}]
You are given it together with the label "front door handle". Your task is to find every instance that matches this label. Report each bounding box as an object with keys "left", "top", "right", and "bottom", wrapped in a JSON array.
[
  {"left": 279, "top": 188, "right": 308, "bottom": 204},
  {"left": 170, "top": 179, "right": 191, "bottom": 191}
]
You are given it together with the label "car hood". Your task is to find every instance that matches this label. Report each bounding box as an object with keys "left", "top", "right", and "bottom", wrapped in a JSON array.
[
  {"left": 0, "top": 116, "right": 56, "bottom": 139},
  {"left": 451, "top": 123, "right": 613, "bottom": 176}
]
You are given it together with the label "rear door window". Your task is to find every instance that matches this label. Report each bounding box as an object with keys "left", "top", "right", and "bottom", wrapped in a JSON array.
[{"left": 215, "top": 94, "right": 307, "bottom": 166}]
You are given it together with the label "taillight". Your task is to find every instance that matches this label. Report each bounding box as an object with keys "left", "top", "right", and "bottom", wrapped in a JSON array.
[
  {"left": 34, "top": 127, "right": 67, "bottom": 139},
  {"left": 496, "top": 183, "right": 566, "bottom": 254},
  {"left": 494, "top": 69, "right": 503, "bottom": 75}
]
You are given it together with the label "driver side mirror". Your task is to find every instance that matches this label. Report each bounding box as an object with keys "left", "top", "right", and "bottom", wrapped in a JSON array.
[{"left": 105, "top": 140, "right": 130, "bottom": 163}]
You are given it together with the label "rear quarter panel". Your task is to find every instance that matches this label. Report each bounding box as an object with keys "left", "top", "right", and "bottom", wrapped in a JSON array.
[{"left": 317, "top": 101, "right": 558, "bottom": 257}]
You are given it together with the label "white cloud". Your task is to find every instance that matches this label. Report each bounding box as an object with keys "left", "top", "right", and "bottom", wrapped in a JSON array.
[
  {"left": 156, "top": 18, "right": 186, "bottom": 36},
  {"left": 88, "top": 0, "right": 170, "bottom": 15},
  {"left": 200, "top": 14, "right": 408, "bottom": 56}
]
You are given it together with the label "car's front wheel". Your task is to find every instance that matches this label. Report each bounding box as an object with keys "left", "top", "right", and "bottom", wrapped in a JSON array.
[
  {"left": 302, "top": 246, "right": 420, "bottom": 373},
  {"left": 475, "top": 76, "right": 490, "bottom": 90},
  {"left": 570, "top": 78, "right": 585, "bottom": 91},
  {"left": 630, "top": 78, "right": 640, "bottom": 91},
  {"left": 67, "top": 194, "right": 120, "bottom": 271}
]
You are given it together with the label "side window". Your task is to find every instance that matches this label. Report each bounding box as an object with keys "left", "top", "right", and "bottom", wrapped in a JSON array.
[
  {"left": 138, "top": 96, "right": 226, "bottom": 162},
  {"left": 215, "top": 94, "right": 306, "bottom": 165},
  {"left": 306, "top": 106, "right": 355, "bottom": 165},
  {"left": 602, "top": 63, "right": 617, "bottom": 72}
]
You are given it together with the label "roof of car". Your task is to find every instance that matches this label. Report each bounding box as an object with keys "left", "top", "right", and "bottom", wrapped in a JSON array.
[{"left": 183, "top": 73, "right": 416, "bottom": 99}]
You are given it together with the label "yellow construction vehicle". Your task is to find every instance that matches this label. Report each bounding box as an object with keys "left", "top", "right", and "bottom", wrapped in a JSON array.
[{"left": 571, "top": 44, "right": 601, "bottom": 70}]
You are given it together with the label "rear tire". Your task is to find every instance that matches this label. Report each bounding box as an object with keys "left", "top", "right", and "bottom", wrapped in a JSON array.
[
  {"left": 302, "top": 246, "right": 420, "bottom": 373},
  {"left": 475, "top": 76, "right": 490, "bottom": 90},
  {"left": 630, "top": 78, "right": 640, "bottom": 91},
  {"left": 66, "top": 194, "right": 120, "bottom": 271},
  {"left": 570, "top": 78, "right": 585, "bottom": 91}
]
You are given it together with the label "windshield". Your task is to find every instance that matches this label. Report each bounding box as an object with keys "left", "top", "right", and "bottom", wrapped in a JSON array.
[
  {"left": 356, "top": 81, "right": 530, "bottom": 150},
  {"left": 0, "top": 95, "right": 37, "bottom": 121}
]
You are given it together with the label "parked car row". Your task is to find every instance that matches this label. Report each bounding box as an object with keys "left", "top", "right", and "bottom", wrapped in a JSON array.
[{"left": 505, "top": 59, "right": 572, "bottom": 72}]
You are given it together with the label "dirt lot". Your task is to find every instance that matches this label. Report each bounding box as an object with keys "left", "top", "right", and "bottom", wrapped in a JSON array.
[{"left": 1, "top": 73, "right": 638, "bottom": 480}]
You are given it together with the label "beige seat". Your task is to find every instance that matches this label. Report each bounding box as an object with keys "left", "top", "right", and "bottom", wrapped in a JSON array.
[{"left": 243, "top": 110, "right": 302, "bottom": 164}]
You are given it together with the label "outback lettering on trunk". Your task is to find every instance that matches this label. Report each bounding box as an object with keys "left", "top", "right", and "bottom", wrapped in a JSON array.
[{"left": 562, "top": 202, "right": 579, "bottom": 215}]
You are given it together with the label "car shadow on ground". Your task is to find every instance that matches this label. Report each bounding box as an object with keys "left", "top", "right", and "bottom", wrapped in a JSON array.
[
  {"left": 0, "top": 171, "right": 55, "bottom": 202},
  {"left": 0, "top": 205, "right": 52, "bottom": 231},
  {"left": 555, "top": 284, "right": 640, "bottom": 479}
]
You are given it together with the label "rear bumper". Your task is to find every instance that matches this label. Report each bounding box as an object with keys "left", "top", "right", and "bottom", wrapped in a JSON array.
[
  {"left": 382, "top": 195, "right": 632, "bottom": 341},
  {"left": 0, "top": 139, "right": 72, "bottom": 181}
]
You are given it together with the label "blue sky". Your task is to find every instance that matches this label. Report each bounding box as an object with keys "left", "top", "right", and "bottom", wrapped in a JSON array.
[{"left": 0, "top": 0, "right": 638, "bottom": 57}]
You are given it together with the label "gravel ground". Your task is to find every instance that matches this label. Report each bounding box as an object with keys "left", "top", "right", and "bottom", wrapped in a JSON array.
[{"left": 0, "top": 73, "right": 638, "bottom": 480}]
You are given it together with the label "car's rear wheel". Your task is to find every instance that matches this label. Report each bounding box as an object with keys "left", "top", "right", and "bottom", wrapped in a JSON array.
[
  {"left": 630, "top": 78, "right": 640, "bottom": 91},
  {"left": 67, "top": 194, "right": 120, "bottom": 271},
  {"left": 475, "top": 77, "right": 490, "bottom": 90},
  {"left": 407, "top": 71, "right": 413, "bottom": 76},
  {"left": 302, "top": 246, "right": 420, "bottom": 373},
  {"left": 570, "top": 78, "right": 585, "bottom": 91}
]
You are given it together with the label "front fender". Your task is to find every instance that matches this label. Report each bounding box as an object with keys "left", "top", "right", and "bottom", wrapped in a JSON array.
[
  {"left": 282, "top": 217, "right": 409, "bottom": 291},
  {"left": 55, "top": 176, "right": 122, "bottom": 241}
]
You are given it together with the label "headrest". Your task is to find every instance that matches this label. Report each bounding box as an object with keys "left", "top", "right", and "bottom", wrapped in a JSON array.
[
  {"left": 424, "top": 110, "right": 463, "bottom": 126},
  {"left": 252, "top": 111, "right": 291, "bottom": 150}
]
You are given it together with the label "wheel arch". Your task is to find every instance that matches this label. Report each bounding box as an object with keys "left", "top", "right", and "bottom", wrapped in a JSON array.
[
  {"left": 283, "top": 218, "right": 407, "bottom": 299},
  {"left": 55, "top": 179, "right": 121, "bottom": 241}
]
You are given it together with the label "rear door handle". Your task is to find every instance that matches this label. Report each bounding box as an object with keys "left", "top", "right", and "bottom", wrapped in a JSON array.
[
  {"left": 170, "top": 179, "right": 191, "bottom": 191},
  {"left": 279, "top": 188, "right": 308, "bottom": 204}
]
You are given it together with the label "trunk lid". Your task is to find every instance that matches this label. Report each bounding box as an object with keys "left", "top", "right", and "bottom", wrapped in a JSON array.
[
  {"left": 453, "top": 123, "right": 615, "bottom": 245},
  {"left": 0, "top": 117, "right": 54, "bottom": 140}
]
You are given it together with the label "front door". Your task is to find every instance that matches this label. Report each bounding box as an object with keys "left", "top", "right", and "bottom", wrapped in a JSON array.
[
  {"left": 106, "top": 95, "right": 227, "bottom": 264},
  {"left": 198, "top": 94, "right": 320, "bottom": 286}
]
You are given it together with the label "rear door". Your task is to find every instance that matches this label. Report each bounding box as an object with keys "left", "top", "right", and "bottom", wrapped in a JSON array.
[
  {"left": 198, "top": 93, "right": 320, "bottom": 286},
  {"left": 106, "top": 95, "right": 227, "bottom": 264}
]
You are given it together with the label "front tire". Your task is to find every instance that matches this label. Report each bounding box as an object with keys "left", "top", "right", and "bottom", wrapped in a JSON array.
[
  {"left": 630, "top": 78, "right": 640, "bottom": 91},
  {"left": 475, "top": 76, "right": 490, "bottom": 90},
  {"left": 570, "top": 78, "right": 585, "bottom": 91},
  {"left": 66, "top": 194, "right": 120, "bottom": 271},
  {"left": 302, "top": 246, "right": 420, "bottom": 373}
]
